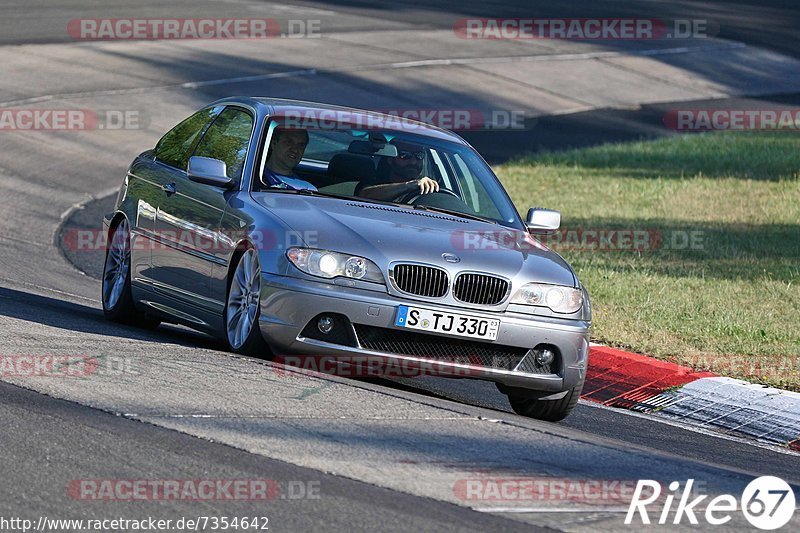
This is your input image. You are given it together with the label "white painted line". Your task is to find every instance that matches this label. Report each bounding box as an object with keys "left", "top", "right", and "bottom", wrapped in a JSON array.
[
  {"left": 473, "top": 507, "right": 630, "bottom": 513},
  {"left": 474, "top": 506, "right": 800, "bottom": 513},
  {"left": 57, "top": 185, "right": 120, "bottom": 223},
  {"left": 0, "top": 276, "right": 96, "bottom": 304},
  {"left": 215, "top": 0, "right": 339, "bottom": 16},
  {"left": 262, "top": 2, "right": 337, "bottom": 16},
  {"left": 0, "top": 42, "right": 747, "bottom": 108},
  {"left": 128, "top": 413, "right": 473, "bottom": 420},
  {"left": 389, "top": 42, "right": 745, "bottom": 68},
  {"left": 181, "top": 68, "right": 318, "bottom": 89},
  {"left": 0, "top": 232, "right": 49, "bottom": 248}
]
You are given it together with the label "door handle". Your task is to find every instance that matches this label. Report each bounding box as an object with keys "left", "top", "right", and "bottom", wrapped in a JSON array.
[{"left": 161, "top": 183, "right": 176, "bottom": 195}]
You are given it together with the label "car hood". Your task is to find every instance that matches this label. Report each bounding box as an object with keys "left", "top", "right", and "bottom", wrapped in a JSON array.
[{"left": 253, "top": 194, "right": 576, "bottom": 287}]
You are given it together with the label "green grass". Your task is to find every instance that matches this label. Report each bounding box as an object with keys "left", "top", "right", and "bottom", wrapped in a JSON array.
[{"left": 495, "top": 132, "right": 800, "bottom": 390}]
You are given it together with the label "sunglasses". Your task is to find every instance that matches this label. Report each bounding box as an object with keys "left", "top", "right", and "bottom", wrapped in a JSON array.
[{"left": 397, "top": 150, "right": 425, "bottom": 161}]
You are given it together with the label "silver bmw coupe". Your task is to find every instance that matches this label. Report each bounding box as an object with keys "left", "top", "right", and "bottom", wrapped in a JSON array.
[{"left": 101, "top": 97, "right": 591, "bottom": 421}]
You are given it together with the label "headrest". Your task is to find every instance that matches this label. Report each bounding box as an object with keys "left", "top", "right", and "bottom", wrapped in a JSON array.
[{"left": 328, "top": 153, "right": 376, "bottom": 181}]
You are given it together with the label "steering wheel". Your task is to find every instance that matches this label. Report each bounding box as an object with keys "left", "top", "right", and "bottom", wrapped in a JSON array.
[{"left": 400, "top": 188, "right": 461, "bottom": 205}]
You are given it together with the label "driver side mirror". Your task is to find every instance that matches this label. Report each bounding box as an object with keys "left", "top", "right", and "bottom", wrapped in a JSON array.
[
  {"left": 187, "top": 156, "right": 234, "bottom": 189},
  {"left": 526, "top": 207, "right": 560, "bottom": 234}
]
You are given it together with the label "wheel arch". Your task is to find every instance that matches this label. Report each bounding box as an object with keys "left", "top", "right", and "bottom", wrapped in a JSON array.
[
  {"left": 225, "top": 238, "right": 257, "bottom": 290},
  {"left": 106, "top": 211, "right": 129, "bottom": 235}
]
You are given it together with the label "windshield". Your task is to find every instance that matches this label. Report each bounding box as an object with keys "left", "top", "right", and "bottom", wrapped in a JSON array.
[{"left": 254, "top": 117, "right": 524, "bottom": 229}]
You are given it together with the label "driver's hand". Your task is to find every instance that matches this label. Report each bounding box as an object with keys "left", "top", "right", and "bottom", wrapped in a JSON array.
[{"left": 415, "top": 176, "right": 440, "bottom": 195}]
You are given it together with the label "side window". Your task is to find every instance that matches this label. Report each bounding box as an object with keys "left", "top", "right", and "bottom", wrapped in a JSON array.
[
  {"left": 192, "top": 107, "right": 254, "bottom": 181},
  {"left": 153, "top": 106, "right": 221, "bottom": 170},
  {"left": 450, "top": 153, "right": 501, "bottom": 219},
  {"left": 429, "top": 149, "right": 453, "bottom": 190}
]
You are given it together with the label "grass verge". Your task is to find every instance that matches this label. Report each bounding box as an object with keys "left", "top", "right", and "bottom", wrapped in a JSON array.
[{"left": 496, "top": 132, "right": 800, "bottom": 390}]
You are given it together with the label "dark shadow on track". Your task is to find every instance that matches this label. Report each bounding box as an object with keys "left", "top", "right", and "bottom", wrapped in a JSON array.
[
  {"left": 0, "top": 285, "right": 224, "bottom": 350},
  {"left": 462, "top": 92, "right": 800, "bottom": 163},
  {"left": 307, "top": 0, "right": 800, "bottom": 59}
]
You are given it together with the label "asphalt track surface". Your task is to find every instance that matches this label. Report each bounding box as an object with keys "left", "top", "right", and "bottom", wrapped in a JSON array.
[
  {"left": 2, "top": 1, "right": 800, "bottom": 531},
  {"left": 4, "top": 0, "right": 799, "bottom": 59},
  {"left": 0, "top": 380, "right": 539, "bottom": 532}
]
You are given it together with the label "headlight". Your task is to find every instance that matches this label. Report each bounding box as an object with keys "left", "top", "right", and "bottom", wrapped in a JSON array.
[
  {"left": 511, "top": 283, "right": 582, "bottom": 314},
  {"left": 287, "top": 248, "right": 384, "bottom": 284}
]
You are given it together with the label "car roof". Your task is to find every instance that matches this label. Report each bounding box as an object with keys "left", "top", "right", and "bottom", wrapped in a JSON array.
[{"left": 211, "top": 96, "right": 469, "bottom": 144}]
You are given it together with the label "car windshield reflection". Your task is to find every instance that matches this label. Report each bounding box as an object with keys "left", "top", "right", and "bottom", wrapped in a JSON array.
[{"left": 254, "top": 120, "right": 523, "bottom": 229}]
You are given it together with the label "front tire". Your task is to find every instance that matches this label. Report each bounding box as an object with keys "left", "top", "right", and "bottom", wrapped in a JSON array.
[
  {"left": 101, "top": 218, "right": 160, "bottom": 328},
  {"left": 224, "top": 247, "right": 270, "bottom": 357},
  {"left": 507, "top": 379, "right": 584, "bottom": 422}
]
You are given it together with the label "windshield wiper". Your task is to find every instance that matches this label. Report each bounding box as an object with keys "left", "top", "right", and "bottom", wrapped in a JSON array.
[
  {"left": 263, "top": 187, "right": 355, "bottom": 201},
  {"left": 266, "top": 187, "right": 410, "bottom": 208},
  {"left": 413, "top": 205, "right": 499, "bottom": 225},
  {"left": 262, "top": 188, "right": 497, "bottom": 223},
  {"left": 292, "top": 188, "right": 355, "bottom": 201}
]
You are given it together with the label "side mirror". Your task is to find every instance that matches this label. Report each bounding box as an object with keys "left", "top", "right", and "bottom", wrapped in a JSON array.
[
  {"left": 526, "top": 207, "right": 560, "bottom": 234},
  {"left": 187, "top": 156, "right": 234, "bottom": 189}
]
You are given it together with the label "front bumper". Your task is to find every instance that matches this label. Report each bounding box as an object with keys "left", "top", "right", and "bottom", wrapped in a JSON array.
[{"left": 259, "top": 273, "right": 590, "bottom": 393}]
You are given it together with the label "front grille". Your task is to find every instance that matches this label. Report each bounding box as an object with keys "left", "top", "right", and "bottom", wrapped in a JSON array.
[
  {"left": 392, "top": 264, "right": 449, "bottom": 298},
  {"left": 453, "top": 273, "right": 509, "bottom": 305},
  {"left": 353, "top": 324, "right": 527, "bottom": 370}
]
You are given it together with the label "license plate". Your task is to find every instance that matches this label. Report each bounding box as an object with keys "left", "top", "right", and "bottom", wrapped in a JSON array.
[{"left": 395, "top": 305, "right": 499, "bottom": 341}]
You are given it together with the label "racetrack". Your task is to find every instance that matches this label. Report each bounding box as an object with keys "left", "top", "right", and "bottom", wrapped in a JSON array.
[{"left": 2, "top": 1, "right": 800, "bottom": 530}]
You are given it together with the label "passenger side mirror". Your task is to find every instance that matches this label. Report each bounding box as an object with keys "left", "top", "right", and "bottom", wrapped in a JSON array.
[
  {"left": 187, "top": 156, "right": 234, "bottom": 189},
  {"left": 526, "top": 207, "right": 560, "bottom": 234}
]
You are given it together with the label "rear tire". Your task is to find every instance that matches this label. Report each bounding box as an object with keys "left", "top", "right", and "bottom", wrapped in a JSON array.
[
  {"left": 508, "top": 379, "right": 584, "bottom": 422},
  {"left": 101, "top": 218, "right": 160, "bottom": 329}
]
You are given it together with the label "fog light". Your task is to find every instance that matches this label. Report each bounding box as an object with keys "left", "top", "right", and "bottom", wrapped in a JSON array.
[
  {"left": 535, "top": 349, "right": 555, "bottom": 367},
  {"left": 317, "top": 316, "right": 334, "bottom": 334}
]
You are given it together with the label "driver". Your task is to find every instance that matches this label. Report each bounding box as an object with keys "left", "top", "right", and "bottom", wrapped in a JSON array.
[{"left": 355, "top": 139, "right": 439, "bottom": 202}]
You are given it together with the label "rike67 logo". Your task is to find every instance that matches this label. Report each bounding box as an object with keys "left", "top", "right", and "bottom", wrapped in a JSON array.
[{"left": 626, "top": 476, "right": 795, "bottom": 530}]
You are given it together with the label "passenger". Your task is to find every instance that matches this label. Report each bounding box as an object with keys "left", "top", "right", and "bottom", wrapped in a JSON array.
[
  {"left": 355, "top": 140, "right": 438, "bottom": 202},
  {"left": 262, "top": 127, "right": 317, "bottom": 190}
]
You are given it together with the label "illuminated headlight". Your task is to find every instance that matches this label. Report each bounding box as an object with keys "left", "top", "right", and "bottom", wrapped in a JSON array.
[
  {"left": 511, "top": 283, "right": 583, "bottom": 314},
  {"left": 287, "top": 248, "right": 384, "bottom": 284}
]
